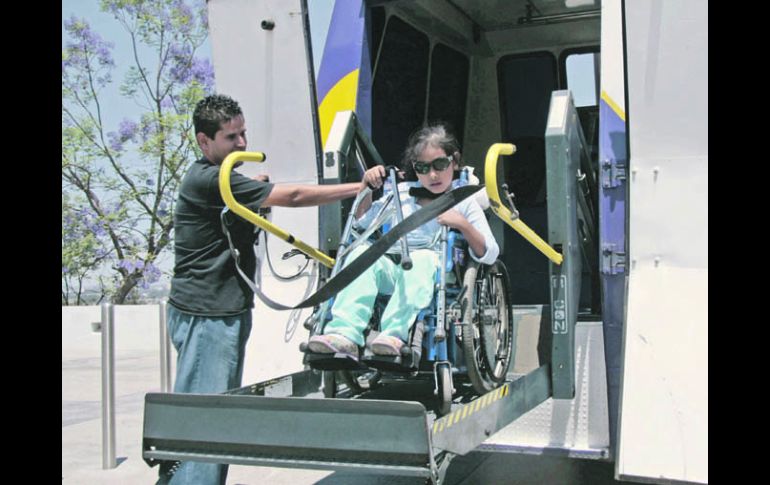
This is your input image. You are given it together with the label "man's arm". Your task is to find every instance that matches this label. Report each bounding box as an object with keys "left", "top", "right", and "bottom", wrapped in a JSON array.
[
  {"left": 261, "top": 182, "right": 362, "bottom": 208},
  {"left": 261, "top": 166, "right": 387, "bottom": 208}
]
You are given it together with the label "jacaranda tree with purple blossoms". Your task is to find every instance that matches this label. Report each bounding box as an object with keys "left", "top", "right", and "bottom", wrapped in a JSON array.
[
  {"left": 62, "top": 193, "right": 112, "bottom": 305},
  {"left": 62, "top": 0, "right": 213, "bottom": 304}
]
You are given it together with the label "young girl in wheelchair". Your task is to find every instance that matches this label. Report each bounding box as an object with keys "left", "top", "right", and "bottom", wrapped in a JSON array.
[{"left": 307, "top": 124, "right": 500, "bottom": 357}]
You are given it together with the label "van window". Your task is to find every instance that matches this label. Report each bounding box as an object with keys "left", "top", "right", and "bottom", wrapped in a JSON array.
[
  {"left": 564, "top": 51, "right": 599, "bottom": 107},
  {"left": 497, "top": 52, "right": 557, "bottom": 206},
  {"left": 427, "top": 43, "right": 469, "bottom": 146},
  {"left": 372, "top": 16, "right": 429, "bottom": 166},
  {"left": 496, "top": 52, "right": 558, "bottom": 304}
]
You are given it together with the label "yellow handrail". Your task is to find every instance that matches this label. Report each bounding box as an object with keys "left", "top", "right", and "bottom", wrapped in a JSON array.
[
  {"left": 218, "top": 151, "right": 336, "bottom": 268},
  {"left": 484, "top": 143, "right": 563, "bottom": 265}
]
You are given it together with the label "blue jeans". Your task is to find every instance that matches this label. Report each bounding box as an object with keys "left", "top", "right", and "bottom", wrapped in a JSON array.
[{"left": 157, "top": 304, "right": 253, "bottom": 485}]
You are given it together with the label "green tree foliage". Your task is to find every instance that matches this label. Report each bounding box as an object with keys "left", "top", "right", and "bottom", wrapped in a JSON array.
[{"left": 62, "top": 0, "right": 213, "bottom": 304}]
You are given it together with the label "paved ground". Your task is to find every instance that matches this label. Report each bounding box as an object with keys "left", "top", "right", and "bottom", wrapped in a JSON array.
[
  {"left": 62, "top": 358, "right": 626, "bottom": 485},
  {"left": 62, "top": 315, "right": 626, "bottom": 484}
]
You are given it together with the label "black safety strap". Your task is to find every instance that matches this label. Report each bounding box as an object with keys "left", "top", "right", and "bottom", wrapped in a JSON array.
[
  {"left": 220, "top": 209, "right": 298, "bottom": 312},
  {"left": 408, "top": 186, "right": 443, "bottom": 200},
  {"left": 223, "top": 184, "right": 484, "bottom": 310}
]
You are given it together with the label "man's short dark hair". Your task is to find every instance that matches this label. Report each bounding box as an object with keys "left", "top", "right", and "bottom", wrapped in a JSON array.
[{"left": 193, "top": 94, "right": 243, "bottom": 139}]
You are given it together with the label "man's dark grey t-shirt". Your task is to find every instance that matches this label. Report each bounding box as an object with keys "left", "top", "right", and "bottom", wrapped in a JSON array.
[{"left": 169, "top": 158, "right": 273, "bottom": 316}]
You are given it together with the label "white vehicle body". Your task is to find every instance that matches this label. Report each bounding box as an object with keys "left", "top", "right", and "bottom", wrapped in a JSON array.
[{"left": 202, "top": 1, "right": 707, "bottom": 482}]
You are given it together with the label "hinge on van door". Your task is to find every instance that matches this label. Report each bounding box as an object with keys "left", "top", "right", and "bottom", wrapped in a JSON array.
[
  {"left": 601, "top": 244, "right": 626, "bottom": 275},
  {"left": 601, "top": 159, "right": 626, "bottom": 189}
]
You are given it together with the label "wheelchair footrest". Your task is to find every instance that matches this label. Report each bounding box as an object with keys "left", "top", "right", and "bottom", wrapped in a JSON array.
[
  {"left": 304, "top": 351, "right": 370, "bottom": 371},
  {"left": 361, "top": 349, "right": 420, "bottom": 372}
]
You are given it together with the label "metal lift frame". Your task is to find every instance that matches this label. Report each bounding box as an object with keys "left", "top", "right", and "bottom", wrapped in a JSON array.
[{"left": 545, "top": 90, "right": 598, "bottom": 399}]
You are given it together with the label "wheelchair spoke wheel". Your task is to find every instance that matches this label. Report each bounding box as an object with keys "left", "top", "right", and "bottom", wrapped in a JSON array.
[{"left": 460, "top": 260, "right": 514, "bottom": 394}]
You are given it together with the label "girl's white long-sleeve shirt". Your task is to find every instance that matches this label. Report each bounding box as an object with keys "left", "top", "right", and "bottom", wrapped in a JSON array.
[{"left": 354, "top": 180, "right": 500, "bottom": 265}]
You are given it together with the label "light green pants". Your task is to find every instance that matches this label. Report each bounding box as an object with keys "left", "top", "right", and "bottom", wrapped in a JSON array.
[{"left": 323, "top": 244, "right": 439, "bottom": 346}]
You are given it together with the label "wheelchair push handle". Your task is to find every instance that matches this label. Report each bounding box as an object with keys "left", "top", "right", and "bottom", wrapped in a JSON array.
[{"left": 387, "top": 166, "right": 413, "bottom": 270}]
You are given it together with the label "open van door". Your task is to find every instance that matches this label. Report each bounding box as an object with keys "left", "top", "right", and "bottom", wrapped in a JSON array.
[
  {"left": 616, "top": 1, "right": 707, "bottom": 483},
  {"left": 207, "top": 0, "right": 324, "bottom": 384}
]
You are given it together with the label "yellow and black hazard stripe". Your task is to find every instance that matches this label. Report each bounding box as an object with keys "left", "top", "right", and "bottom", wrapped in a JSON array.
[{"left": 432, "top": 383, "right": 510, "bottom": 435}]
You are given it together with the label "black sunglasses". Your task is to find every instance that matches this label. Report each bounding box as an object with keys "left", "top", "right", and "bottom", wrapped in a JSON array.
[{"left": 413, "top": 155, "right": 453, "bottom": 174}]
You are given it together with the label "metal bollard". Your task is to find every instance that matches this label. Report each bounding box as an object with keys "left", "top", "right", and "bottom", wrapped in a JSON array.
[
  {"left": 159, "top": 300, "right": 172, "bottom": 392},
  {"left": 101, "top": 302, "right": 116, "bottom": 469}
]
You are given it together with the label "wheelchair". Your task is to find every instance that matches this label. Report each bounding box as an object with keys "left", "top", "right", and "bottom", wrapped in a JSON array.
[{"left": 300, "top": 168, "right": 514, "bottom": 415}]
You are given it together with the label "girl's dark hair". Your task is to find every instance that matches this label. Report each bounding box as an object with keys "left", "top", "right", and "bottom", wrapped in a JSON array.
[
  {"left": 400, "top": 124, "right": 463, "bottom": 180},
  {"left": 193, "top": 94, "right": 243, "bottom": 139}
]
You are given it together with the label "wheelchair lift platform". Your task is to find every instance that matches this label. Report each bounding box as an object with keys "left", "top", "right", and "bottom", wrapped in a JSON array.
[
  {"left": 143, "top": 364, "right": 551, "bottom": 484},
  {"left": 143, "top": 96, "right": 597, "bottom": 483}
]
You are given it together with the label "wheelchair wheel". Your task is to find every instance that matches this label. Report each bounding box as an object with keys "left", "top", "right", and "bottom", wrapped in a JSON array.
[
  {"left": 460, "top": 260, "right": 514, "bottom": 394},
  {"left": 436, "top": 363, "right": 453, "bottom": 416}
]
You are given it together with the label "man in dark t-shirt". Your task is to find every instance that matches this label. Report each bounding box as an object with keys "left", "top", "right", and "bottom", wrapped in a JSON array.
[{"left": 160, "top": 94, "right": 367, "bottom": 485}]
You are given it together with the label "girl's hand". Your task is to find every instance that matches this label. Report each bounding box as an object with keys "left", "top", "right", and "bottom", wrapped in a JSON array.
[
  {"left": 437, "top": 209, "right": 467, "bottom": 230},
  {"left": 361, "top": 165, "right": 387, "bottom": 191}
]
